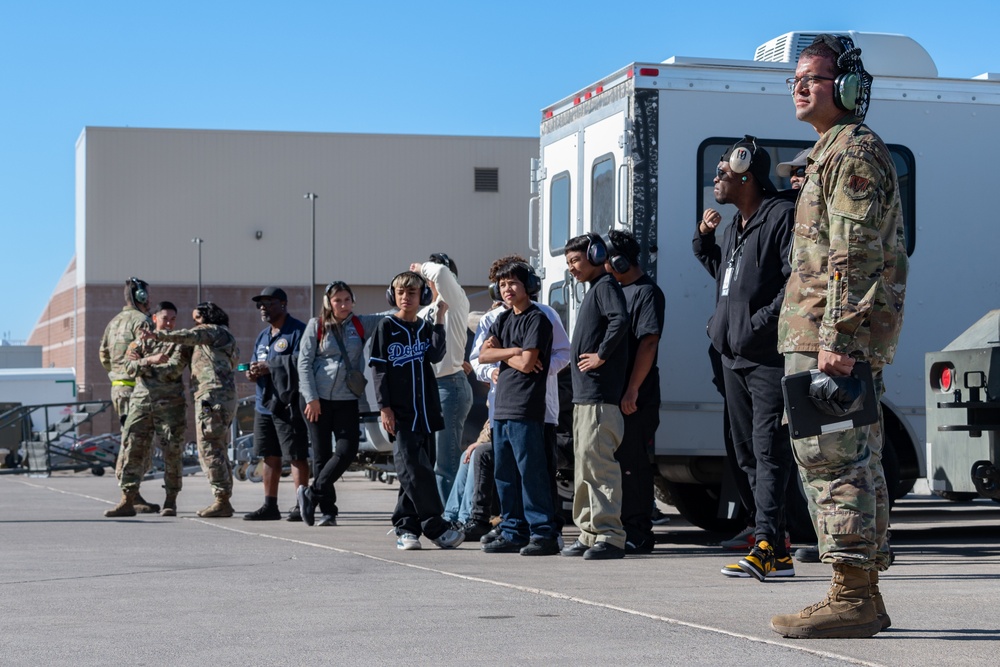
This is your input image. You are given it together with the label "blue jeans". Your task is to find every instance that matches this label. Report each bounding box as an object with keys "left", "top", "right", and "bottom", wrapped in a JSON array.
[
  {"left": 434, "top": 372, "right": 473, "bottom": 504},
  {"left": 442, "top": 446, "right": 479, "bottom": 524},
  {"left": 494, "top": 418, "right": 556, "bottom": 542}
]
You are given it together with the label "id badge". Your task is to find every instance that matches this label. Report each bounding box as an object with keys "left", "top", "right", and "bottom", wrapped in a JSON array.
[{"left": 721, "top": 266, "right": 733, "bottom": 297}]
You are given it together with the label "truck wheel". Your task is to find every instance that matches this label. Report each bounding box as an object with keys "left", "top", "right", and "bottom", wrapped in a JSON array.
[{"left": 660, "top": 480, "right": 746, "bottom": 534}]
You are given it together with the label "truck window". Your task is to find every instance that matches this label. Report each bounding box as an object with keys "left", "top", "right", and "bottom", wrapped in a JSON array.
[
  {"left": 697, "top": 138, "right": 916, "bottom": 257},
  {"left": 548, "top": 280, "right": 569, "bottom": 332},
  {"left": 591, "top": 154, "right": 615, "bottom": 237},
  {"left": 549, "top": 171, "right": 570, "bottom": 255}
]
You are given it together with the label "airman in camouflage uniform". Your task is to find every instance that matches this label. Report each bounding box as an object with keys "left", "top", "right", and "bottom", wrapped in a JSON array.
[
  {"left": 146, "top": 302, "right": 240, "bottom": 518},
  {"left": 771, "top": 35, "right": 907, "bottom": 640},
  {"left": 99, "top": 278, "right": 153, "bottom": 424},
  {"left": 107, "top": 302, "right": 191, "bottom": 518},
  {"left": 99, "top": 278, "right": 161, "bottom": 515}
]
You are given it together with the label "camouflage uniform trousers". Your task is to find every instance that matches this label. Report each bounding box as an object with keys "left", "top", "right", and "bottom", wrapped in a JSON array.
[
  {"left": 195, "top": 394, "right": 237, "bottom": 498},
  {"left": 111, "top": 384, "right": 149, "bottom": 480},
  {"left": 118, "top": 395, "right": 187, "bottom": 494},
  {"left": 785, "top": 352, "right": 890, "bottom": 571}
]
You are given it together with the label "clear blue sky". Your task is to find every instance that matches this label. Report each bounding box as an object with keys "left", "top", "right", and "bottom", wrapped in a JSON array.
[{"left": 2, "top": 1, "right": 998, "bottom": 343}]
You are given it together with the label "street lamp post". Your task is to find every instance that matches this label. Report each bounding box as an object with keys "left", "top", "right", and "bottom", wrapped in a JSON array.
[
  {"left": 191, "top": 237, "right": 204, "bottom": 303},
  {"left": 304, "top": 193, "right": 318, "bottom": 309}
]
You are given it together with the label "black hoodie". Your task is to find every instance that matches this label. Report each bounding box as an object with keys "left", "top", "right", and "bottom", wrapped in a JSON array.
[{"left": 692, "top": 196, "right": 794, "bottom": 368}]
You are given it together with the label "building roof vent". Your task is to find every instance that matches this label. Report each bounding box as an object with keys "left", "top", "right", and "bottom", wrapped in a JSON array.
[{"left": 754, "top": 31, "right": 938, "bottom": 78}]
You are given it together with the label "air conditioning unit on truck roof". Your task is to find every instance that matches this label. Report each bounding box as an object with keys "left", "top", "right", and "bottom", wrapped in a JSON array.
[{"left": 531, "top": 30, "right": 1000, "bottom": 534}]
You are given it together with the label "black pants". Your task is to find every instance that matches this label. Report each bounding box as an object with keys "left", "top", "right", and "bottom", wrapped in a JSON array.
[
  {"left": 615, "top": 403, "right": 659, "bottom": 545},
  {"left": 392, "top": 429, "right": 448, "bottom": 539},
  {"left": 302, "top": 398, "right": 359, "bottom": 516},
  {"left": 470, "top": 441, "right": 496, "bottom": 523},
  {"left": 722, "top": 361, "right": 793, "bottom": 556}
]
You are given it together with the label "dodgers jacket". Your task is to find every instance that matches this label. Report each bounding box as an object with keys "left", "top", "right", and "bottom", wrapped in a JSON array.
[{"left": 693, "top": 195, "right": 794, "bottom": 368}]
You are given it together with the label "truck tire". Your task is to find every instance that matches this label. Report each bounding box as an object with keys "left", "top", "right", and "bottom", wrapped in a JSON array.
[{"left": 660, "top": 479, "right": 746, "bottom": 534}]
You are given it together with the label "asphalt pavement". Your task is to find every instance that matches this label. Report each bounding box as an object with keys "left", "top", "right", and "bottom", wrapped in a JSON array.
[{"left": 2, "top": 471, "right": 998, "bottom": 666}]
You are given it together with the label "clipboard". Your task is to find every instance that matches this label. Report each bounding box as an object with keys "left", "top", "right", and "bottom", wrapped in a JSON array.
[{"left": 781, "top": 361, "right": 879, "bottom": 439}]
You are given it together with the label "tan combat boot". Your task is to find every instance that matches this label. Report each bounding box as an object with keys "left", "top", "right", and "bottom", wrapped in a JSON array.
[
  {"left": 104, "top": 490, "right": 138, "bottom": 518},
  {"left": 770, "top": 563, "right": 882, "bottom": 638},
  {"left": 133, "top": 492, "right": 161, "bottom": 514},
  {"left": 871, "top": 570, "right": 891, "bottom": 631},
  {"left": 197, "top": 493, "right": 234, "bottom": 518},
  {"left": 160, "top": 493, "right": 178, "bottom": 517}
]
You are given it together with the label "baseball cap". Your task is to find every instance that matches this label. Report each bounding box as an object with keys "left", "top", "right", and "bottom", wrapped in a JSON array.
[
  {"left": 724, "top": 135, "right": 777, "bottom": 194},
  {"left": 776, "top": 149, "right": 810, "bottom": 178},
  {"left": 252, "top": 286, "right": 288, "bottom": 302}
]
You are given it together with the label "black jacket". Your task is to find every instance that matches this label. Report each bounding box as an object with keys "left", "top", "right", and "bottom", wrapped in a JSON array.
[{"left": 692, "top": 196, "right": 794, "bottom": 368}]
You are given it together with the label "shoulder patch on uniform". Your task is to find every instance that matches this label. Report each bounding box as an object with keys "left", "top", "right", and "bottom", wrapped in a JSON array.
[{"left": 844, "top": 175, "right": 872, "bottom": 200}]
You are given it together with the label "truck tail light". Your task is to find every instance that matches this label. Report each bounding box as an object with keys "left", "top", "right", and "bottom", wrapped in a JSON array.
[
  {"left": 940, "top": 367, "right": 953, "bottom": 391},
  {"left": 929, "top": 361, "right": 956, "bottom": 392}
]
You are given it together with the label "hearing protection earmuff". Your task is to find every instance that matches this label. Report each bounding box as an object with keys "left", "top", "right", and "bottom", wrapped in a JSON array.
[
  {"left": 585, "top": 233, "right": 608, "bottom": 267},
  {"left": 128, "top": 277, "right": 148, "bottom": 304},
  {"left": 386, "top": 273, "right": 433, "bottom": 307},
  {"left": 814, "top": 34, "right": 871, "bottom": 117},
  {"left": 602, "top": 233, "right": 631, "bottom": 274}
]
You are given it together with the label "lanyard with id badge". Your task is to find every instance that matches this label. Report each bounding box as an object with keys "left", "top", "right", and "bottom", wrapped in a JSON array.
[{"left": 721, "top": 228, "right": 747, "bottom": 297}]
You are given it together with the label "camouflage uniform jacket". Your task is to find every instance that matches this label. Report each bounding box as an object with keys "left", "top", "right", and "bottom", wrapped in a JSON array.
[
  {"left": 153, "top": 325, "right": 239, "bottom": 401},
  {"left": 125, "top": 339, "right": 192, "bottom": 402},
  {"left": 99, "top": 306, "right": 152, "bottom": 381},
  {"left": 777, "top": 119, "right": 907, "bottom": 366}
]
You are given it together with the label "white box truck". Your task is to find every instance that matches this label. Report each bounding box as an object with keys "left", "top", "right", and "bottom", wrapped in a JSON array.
[{"left": 530, "top": 30, "right": 1000, "bottom": 533}]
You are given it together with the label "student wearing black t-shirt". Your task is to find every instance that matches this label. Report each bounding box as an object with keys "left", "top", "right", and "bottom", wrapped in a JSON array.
[
  {"left": 477, "top": 262, "right": 559, "bottom": 556},
  {"left": 561, "top": 234, "right": 630, "bottom": 560},
  {"left": 605, "top": 230, "right": 665, "bottom": 554}
]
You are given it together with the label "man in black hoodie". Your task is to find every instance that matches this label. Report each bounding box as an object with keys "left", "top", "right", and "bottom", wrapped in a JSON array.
[{"left": 693, "top": 136, "right": 795, "bottom": 581}]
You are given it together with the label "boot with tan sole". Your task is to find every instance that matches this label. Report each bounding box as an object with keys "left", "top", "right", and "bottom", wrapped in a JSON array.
[
  {"left": 871, "top": 570, "right": 891, "bottom": 631},
  {"left": 770, "top": 563, "right": 883, "bottom": 638},
  {"left": 197, "top": 493, "right": 234, "bottom": 518},
  {"left": 160, "top": 493, "right": 178, "bottom": 517},
  {"left": 133, "top": 492, "right": 161, "bottom": 514},
  {"left": 104, "top": 490, "right": 138, "bottom": 518}
]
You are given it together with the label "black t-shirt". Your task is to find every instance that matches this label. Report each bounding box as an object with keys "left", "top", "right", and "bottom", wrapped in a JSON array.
[
  {"left": 621, "top": 274, "right": 665, "bottom": 407},
  {"left": 489, "top": 304, "right": 552, "bottom": 422},
  {"left": 570, "top": 271, "right": 628, "bottom": 405}
]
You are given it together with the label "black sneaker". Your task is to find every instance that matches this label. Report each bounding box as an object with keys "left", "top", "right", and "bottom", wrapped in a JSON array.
[
  {"left": 520, "top": 537, "right": 560, "bottom": 556},
  {"left": 560, "top": 539, "right": 589, "bottom": 557},
  {"left": 297, "top": 486, "right": 315, "bottom": 526},
  {"left": 286, "top": 504, "right": 302, "bottom": 522},
  {"left": 794, "top": 546, "right": 820, "bottom": 563},
  {"left": 583, "top": 542, "right": 625, "bottom": 560},
  {"left": 479, "top": 526, "right": 504, "bottom": 545},
  {"left": 481, "top": 535, "right": 528, "bottom": 553},
  {"left": 243, "top": 504, "right": 281, "bottom": 521},
  {"left": 625, "top": 537, "right": 655, "bottom": 555},
  {"left": 461, "top": 519, "right": 492, "bottom": 541}
]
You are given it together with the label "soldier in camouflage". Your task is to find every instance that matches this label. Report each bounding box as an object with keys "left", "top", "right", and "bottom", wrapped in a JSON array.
[
  {"left": 98, "top": 277, "right": 160, "bottom": 514},
  {"left": 104, "top": 302, "right": 192, "bottom": 518},
  {"left": 140, "top": 302, "right": 240, "bottom": 518},
  {"left": 771, "top": 35, "right": 907, "bottom": 640}
]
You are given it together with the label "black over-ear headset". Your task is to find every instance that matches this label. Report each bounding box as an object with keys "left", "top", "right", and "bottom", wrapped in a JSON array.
[
  {"left": 585, "top": 233, "right": 608, "bottom": 267},
  {"left": 489, "top": 262, "right": 542, "bottom": 302},
  {"left": 386, "top": 272, "right": 433, "bottom": 307},
  {"left": 128, "top": 277, "right": 149, "bottom": 304},
  {"left": 602, "top": 233, "right": 631, "bottom": 274}
]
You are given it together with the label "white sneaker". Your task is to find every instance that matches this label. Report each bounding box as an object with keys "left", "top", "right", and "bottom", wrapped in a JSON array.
[
  {"left": 316, "top": 515, "right": 336, "bottom": 527},
  {"left": 431, "top": 528, "right": 465, "bottom": 549},
  {"left": 396, "top": 532, "right": 422, "bottom": 550}
]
